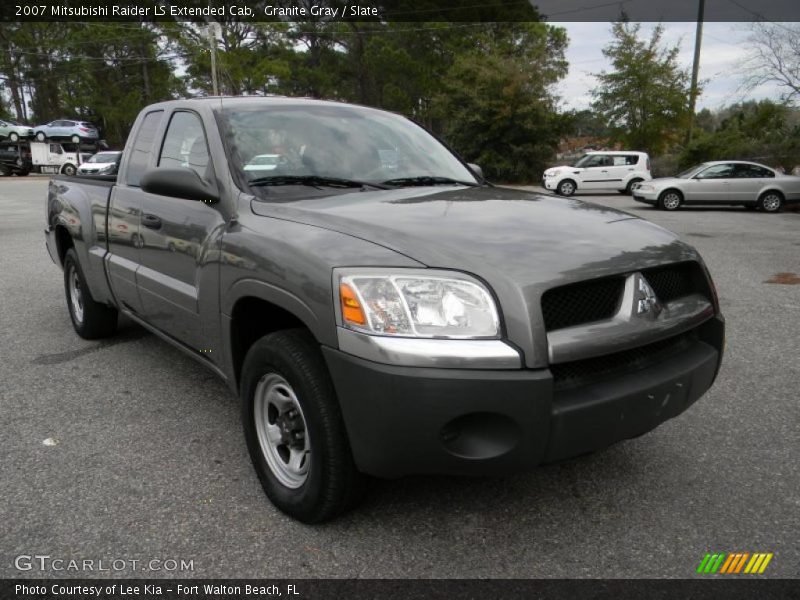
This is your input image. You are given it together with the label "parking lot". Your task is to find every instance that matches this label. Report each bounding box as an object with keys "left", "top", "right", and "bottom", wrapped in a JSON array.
[{"left": 1, "top": 177, "right": 798, "bottom": 578}]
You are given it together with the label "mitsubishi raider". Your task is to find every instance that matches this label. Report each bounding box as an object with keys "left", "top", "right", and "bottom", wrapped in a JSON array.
[{"left": 45, "top": 97, "right": 724, "bottom": 522}]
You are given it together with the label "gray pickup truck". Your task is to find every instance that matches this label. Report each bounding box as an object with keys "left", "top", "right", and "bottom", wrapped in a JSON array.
[{"left": 46, "top": 97, "right": 724, "bottom": 522}]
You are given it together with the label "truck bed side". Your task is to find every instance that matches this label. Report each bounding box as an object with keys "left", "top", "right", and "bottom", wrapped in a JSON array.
[{"left": 45, "top": 176, "right": 116, "bottom": 307}]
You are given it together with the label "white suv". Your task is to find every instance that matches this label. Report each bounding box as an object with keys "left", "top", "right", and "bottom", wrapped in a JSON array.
[{"left": 543, "top": 151, "right": 652, "bottom": 196}]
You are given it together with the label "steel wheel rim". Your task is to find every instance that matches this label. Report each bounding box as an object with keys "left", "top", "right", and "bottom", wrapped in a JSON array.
[
  {"left": 560, "top": 182, "right": 574, "bottom": 195},
  {"left": 254, "top": 373, "right": 310, "bottom": 489},
  {"left": 762, "top": 195, "right": 780, "bottom": 212},
  {"left": 10, "top": 133, "right": 18, "bottom": 141},
  {"left": 663, "top": 193, "right": 680, "bottom": 209},
  {"left": 68, "top": 265, "right": 84, "bottom": 324}
]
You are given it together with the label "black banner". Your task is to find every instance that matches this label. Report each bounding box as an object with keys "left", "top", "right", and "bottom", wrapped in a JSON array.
[
  {"left": 2, "top": 579, "right": 799, "bottom": 600},
  {"left": 2, "top": 0, "right": 800, "bottom": 22}
]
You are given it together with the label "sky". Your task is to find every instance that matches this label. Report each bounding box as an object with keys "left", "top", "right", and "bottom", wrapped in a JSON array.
[{"left": 551, "top": 22, "right": 781, "bottom": 112}]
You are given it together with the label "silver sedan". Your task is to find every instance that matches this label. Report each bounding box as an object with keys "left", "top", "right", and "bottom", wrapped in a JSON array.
[{"left": 632, "top": 161, "right": 800, "bottom": 212}]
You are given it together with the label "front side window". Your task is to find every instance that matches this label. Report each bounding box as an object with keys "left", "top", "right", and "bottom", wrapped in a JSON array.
[
  {"left": 574, "top": 154, "right": 610, "bottom": 168},
  {"left": 125, "top": 110, "right": 163, "bottom": 187},
  {"left": 159, "top": 111, "right": 213, "bottom": 182},
  {"left": 696, "top": 164, "right": 735, "bottom": 179}
]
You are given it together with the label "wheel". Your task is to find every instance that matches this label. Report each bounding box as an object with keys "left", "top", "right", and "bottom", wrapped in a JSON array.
[
  {"left": 62, "top": 163, "right": 76, "bottom": 176},
  {"left": 658, "top": 189, "right": 682, "bottom": 211},
  {"left": 758, "top": 191, "right": 783, "bottom": 213},
  {"left": 35, "top": 131, "right": 46, "bottom": 142},
  {"left": 17, "top": 170, "right": 30, "bottom": 177},
  {"left": 625, "top": 178, "right": 643, "bottom": 195},
  {"left": 167, "top": 242, "right": 176, "bottom": 252},
  {"left": 9, "top": 132, "right": 19, "bottom": 142},
  {"left": 241, "top": 329, "right": 365, "bottom": 523},
  {"left": 63, "top": 248, "right": 118, "bottom": 339},
  {"left": 70, "top": 134, "right": 80, "bottom": 144},
  {"left": 557, "top": 179, "right": 576, "bottom": 196}
]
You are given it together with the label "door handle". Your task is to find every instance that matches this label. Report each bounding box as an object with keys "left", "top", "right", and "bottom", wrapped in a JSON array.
[
  {"left": 601, "top": 170, "right": 608, "bottom": 173},
  {"left": 141, "top": 214, "right": 162, "bottom": 230}
]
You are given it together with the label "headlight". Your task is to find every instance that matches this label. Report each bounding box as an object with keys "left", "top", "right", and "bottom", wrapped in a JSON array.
[
  {"left": 98, "top": 164, "right": 114, "bottom": 174},
  {"left": 337, "top": 270, "right": 500, "bottom": 339},
  {"left": 544, "top": 169, "right": 560, "bottom": 177},
  {"left": 637, "top": 184, "right": 655, "bottom": 192}
]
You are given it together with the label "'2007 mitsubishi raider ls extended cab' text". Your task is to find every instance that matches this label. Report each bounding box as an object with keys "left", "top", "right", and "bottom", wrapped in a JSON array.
[{"left": 45, "top": 97, "right": 724, "bottom": 522}]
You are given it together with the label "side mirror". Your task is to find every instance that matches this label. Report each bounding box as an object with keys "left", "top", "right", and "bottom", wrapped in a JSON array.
[
  {"left": 140, "top": 167, "right": 219, "bottom": 203},
  {"left": 467, "top": 163, "right": 484, "bottom": 180}
]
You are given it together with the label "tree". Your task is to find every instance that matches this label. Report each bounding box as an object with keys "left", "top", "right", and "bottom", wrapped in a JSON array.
[
  {"left": 679, "top": 100, "right": 800, "bottom": 169},
  {"left": 432, "top": 23, "right": 568, "bottom": 182},
  {"left": 740, "top": 22, "right": 800, "bottom": 105},
  {"left": 591, "top": 22, "right": 693, "bottom": 155}
]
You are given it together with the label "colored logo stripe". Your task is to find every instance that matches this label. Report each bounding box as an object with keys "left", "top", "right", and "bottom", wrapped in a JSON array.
[{"left": 699, "top": 552, "right": 773, "bottom": 574}]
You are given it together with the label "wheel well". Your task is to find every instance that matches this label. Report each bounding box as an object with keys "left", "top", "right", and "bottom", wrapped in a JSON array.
[
  {"left": 759, "top": 189, "right": 784, "bottom": 200},
  {"left": 659, "top": 188, "right": 683, "bottom": 199},
  {"left": 230, "top": 296, "right": 309, "bottom": 389},
  {"left": 54, "top": 225, "right": 73, "bottom": 266}
]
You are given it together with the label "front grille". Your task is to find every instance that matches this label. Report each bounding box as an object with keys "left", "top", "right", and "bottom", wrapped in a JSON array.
[
  {"left": 541, "top": 261, "right": 710, "bottom": 332},
  {"left": 643, "top": 262, "right": 707, "bottom": 303},
  {"left": 541, "top": 276, "right": 625, "bottom": 331},
  {"left": 551, "top": 329, "right": 698, "bottom": 390}
]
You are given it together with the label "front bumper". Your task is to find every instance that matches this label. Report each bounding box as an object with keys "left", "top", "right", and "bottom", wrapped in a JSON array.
[
  {"left": 543, "top": 177, "right": 558, "bottom": 191},
  {"left": 633, "top": 188, "right": 659, "bottom": 204},
  {"left": 324, "top": 316, "right": 724, "bottom": 478}
]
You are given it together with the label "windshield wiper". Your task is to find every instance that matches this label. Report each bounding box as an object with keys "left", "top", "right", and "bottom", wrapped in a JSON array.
[
  {"left": 247, "top": 175, "right": 389, "bottom": 190},
  {"left": 381, "top": 176, "right": 480, "bottom": 187}
]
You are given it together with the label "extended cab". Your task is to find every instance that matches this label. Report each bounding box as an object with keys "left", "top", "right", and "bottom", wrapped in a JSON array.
[{"left": 46, "top": 98, "right": 724, "bottom": 522}]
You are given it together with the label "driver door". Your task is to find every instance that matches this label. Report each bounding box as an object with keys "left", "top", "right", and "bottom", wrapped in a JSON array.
[
  {"left": 580, "top": 154, "right": 613, "bottom": 190},
  {"left": 688, "top": 163, "right": 736, "bottom": 202}
]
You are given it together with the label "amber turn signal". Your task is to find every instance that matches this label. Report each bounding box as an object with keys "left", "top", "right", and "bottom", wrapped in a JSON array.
[{"left": 340, "top": 283, "right": 366, "bottom": 326}]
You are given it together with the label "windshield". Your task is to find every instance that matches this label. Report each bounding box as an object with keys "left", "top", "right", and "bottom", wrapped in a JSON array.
[
  {"left": 87, "top": 152, "right": 119, "bottom": 163},
  {"left": 218, "top": 103, "right": 478, "bottom": 194},
  {"left": 676, "top": 163, "right": 708, "bottom": 178}
]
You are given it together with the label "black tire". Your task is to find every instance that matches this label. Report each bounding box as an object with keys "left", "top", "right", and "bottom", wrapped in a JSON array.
[
  {"left": 17, "top": 170, "right": 30, "bottom": 177},
  {"left": 658, "top": 189, "right": 683, "bottom": 211},
  {"left": 62, "top": 163, "right": 76, "bottom": 176},
  {"left": 9, "top": 132, "right": 19, "bottom": 142},
  {"left": 0, "top": 165, "right": 8, "bottom": 177},
  {"left": 241, "top": 329, "right": 365, "bottom": 523},
  {"left": 557, "top": 179, "right": 577, "bottom": 196},
  {"left": 758, "top": 191, "right": 783, "bottom": 213},
  {"left": 63, "top": 248, "right": 118, "bottom": 339},
  {"left": 625, "top": 178, "right": 644, "bottom": 195},
  {"left": 35, "top": 131, "right": 46, "bottom": 142}
]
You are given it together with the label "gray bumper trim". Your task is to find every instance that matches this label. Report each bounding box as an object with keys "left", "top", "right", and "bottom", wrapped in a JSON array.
[{"left": 336, "top": 327, "right": 522, "bottom": 369}]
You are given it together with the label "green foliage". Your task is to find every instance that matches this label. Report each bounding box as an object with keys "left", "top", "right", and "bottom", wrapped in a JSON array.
[
  {"left": 0, "top": 18, "right": 568, "bottom": 178},
  {"left": 592, "top": 22, "right": 693, "bottom": 156},
  {"left": 680, "top": 100, "right": 800, "bottom": 169},
  {"left": 432, "top": 24, "right": 568, "bottom": 182}
]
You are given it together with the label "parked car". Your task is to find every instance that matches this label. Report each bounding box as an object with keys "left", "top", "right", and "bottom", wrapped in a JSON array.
[
  {"left": 0, "top": 119, "right": 34, "bottom": 142},
  {"left": 77, "top": 151, "right": 122, "bottom": 176},
  {"left": 632, "top": 161, "right": 800, "bottom": 212},
  {"left": 34, "top": 119, "right": 99, "bottom": 143},
  {"left": 0, "top": 142, "right": 33, "bottom": 175},
  {"left": 543, "top": 151, "right": 652, "bottom": 196},
  {"left": 46, "top": 97, "right": 724, "bottom": 522}
]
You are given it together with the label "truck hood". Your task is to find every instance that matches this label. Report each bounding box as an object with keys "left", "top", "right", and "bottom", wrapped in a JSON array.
[
  {"left": 250, "top": 185, "right": 697, "bottom": 285},
  {"left": 249, "top": 185, "right": 700, "bottom": 367}
]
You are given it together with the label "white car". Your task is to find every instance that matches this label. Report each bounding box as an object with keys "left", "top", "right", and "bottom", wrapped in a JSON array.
[
  {"left": 77, "top": 151, "right": 122, "bottom": 176},
  {"left": 632, "top": 161, "right": 800, "bottom": 213},
  {"left": 543, "top": 151, "right": 652, "bottom": 196}
]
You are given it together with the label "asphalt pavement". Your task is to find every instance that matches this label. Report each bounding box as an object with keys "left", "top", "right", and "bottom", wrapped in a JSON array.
[{"left": 1, "top": 177, "right": 798, "bottom": 578}]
